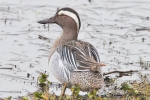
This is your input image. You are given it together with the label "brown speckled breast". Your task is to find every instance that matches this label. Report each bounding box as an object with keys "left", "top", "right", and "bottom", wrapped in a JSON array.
[{"left": 69, "top": 71, "right": 104, "bottom": 91}]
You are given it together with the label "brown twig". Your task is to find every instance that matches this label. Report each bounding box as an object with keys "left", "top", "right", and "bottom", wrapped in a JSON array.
[
  {"left": 0, "top": 67, "right": 12, "bottom": 70},
  {"left": 136, "top": 28, "right": 150, "bottom": 31},
  {"left": 103, "top": 70, "right": 138, "bottom": 76}
]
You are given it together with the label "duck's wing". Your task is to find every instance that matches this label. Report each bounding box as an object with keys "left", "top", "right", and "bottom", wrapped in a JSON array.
[
  {"left": 77, "top": 40, "right": 100, "bottom": 63},
  {"left": 57, "top": 40, "right": 104, "bottom": 71}
]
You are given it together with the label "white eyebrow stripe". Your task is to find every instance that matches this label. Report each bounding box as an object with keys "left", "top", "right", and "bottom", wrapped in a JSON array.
[{"left": 58, "top": 10, "right": 79, "bottom": 31}]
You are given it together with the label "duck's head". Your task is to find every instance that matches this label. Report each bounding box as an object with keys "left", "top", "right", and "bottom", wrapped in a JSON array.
[{"left": 38, "top": 7, "right": 81, "bottom": 33}]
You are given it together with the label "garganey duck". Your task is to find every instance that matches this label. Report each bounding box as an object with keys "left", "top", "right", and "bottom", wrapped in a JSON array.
[{"left": 38, "top": 7, "right": 106, "bottom": 94}]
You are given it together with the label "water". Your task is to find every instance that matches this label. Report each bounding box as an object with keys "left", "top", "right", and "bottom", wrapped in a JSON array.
[{"left": 1, "top": 0, "right": 150, "bottom": 98}]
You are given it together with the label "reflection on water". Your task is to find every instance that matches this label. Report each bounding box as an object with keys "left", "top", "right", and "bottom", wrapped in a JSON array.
[{"left": 1, "top": 0, "right": 150, "bottom": 98}]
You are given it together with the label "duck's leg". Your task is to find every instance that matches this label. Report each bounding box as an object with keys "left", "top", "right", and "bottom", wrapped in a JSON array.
[
  {"left": 59, "top": 83, "right": 67, "bottom": 100},
  {"left": 61, "top": 83, "right": 67, "bottom": 96}
]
